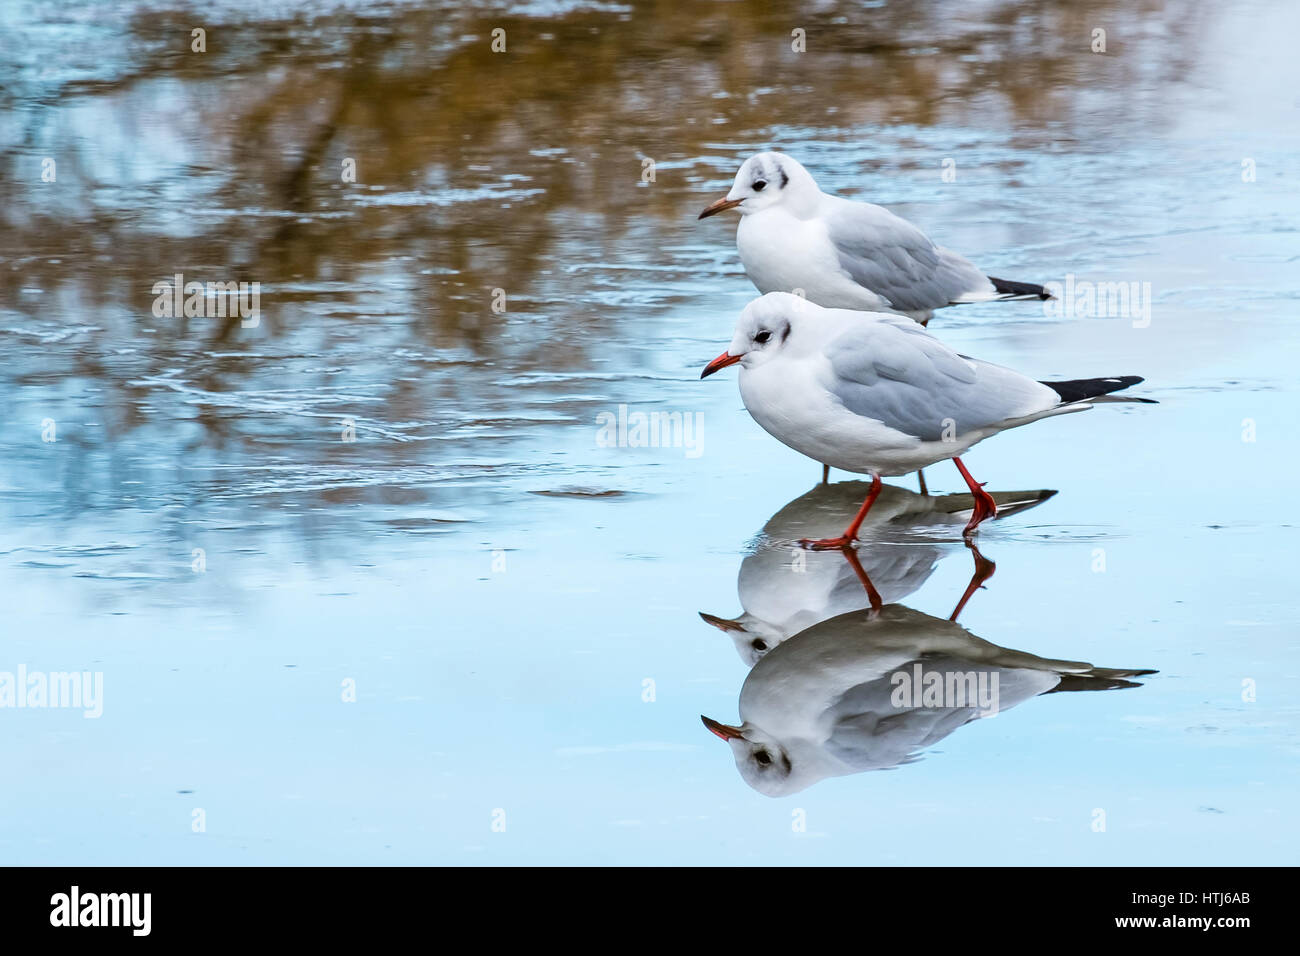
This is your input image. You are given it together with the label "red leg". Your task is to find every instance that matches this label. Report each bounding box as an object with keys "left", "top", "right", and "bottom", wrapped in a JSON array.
[
  {"left": 948, "top": 540, "right": 996, "bottom": 622},
  {"left": 916, "top": 469, "right": 928, "bottom": 496},
  {"left": 952, "top": 457, "right": 997, "bottom": 536},
  {"left": 799, "top": 474, "right": 882, "bottom": 550},
  {"left": 821, "top": 463, "right": 830, "bottom": 485},
  {"left": 839, "top": 546, "right": 884, "bottom": 612}
]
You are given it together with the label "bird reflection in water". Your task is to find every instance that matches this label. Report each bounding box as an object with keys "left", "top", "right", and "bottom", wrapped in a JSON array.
[
  {"left": 700, "top": 480, "right": 1056, "bottom": 665},
  {"left": 700, "top": 481, "right": 1155, "bottom": 797}
]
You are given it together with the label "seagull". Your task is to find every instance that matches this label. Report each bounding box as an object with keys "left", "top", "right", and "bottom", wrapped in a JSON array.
[
  {"left": 698, "top": 151, "right": 1052, "bottom": 325},
  {"left": 700, "top": 293, "right": 1154, "bottom": 543},
  {"left": 699, "top": 480, "right": 1056, "bottom": 665},
  {"left": 699, "top": 151, "right": 1052, "bottom": 488},
  {"left": 701, "top": 601, "right": 1156, "bottom": 796}
]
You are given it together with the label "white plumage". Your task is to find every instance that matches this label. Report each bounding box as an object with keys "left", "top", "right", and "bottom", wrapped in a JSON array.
[
  {"left": 701, "top": 293, "right": 1150, "bottom": 541},
  {"left": 704, "top": 603, "right": 1154, "bottom": 796},
  {"left": 717, "top": 294, "right": 1082, "bottom": 476},
  {"left": 700, "top": 480, "right": 1057, "bottom": 665},
  {"left": 700, "top": 152, "right": 1049, "bottom": 323}
]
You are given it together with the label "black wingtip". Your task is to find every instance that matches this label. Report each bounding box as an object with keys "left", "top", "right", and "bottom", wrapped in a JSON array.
[
  {"left": 988, "top": 275, "right": 1053, "bottom": 300},
  {"left": 1039, "top": 375, "right": 1154, "bottom": 403},
  {"left": 1040, "top": 375, "right": 1135, "bottom": 401}
]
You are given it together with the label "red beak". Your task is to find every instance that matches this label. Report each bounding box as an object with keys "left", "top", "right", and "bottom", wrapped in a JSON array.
[
  {"left": 700, "top": 351, "right": 741, "bottom": 379},
  {"left": 698, "top": 196, "right": 744, "bottom": 219},
  {"left": 698, "top": 612, "right": 746, "bottom": 632},
  {"left": 701, "top": 716, "right": 745, "bottom": 741}
]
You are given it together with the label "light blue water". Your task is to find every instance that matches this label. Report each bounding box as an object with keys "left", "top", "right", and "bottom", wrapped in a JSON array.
[{"left": 0, "top": 0, "right": 1297, "bottom": 864}]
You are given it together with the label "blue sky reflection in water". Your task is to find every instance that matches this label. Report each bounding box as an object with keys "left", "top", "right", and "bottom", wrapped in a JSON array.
[{"left": 0, "top": 0, "right": 1297, "bottom": 864}]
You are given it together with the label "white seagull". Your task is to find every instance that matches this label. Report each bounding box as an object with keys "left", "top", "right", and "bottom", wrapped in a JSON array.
[
  {"left": 699, "top": 151, "right": 1052, "bottom": 325},
  {"left": 699, "top": 151, "right": 1053, "bottom": 488},
  {"left": 700, "top": 293, "right": 1154, "bottom": 543}
]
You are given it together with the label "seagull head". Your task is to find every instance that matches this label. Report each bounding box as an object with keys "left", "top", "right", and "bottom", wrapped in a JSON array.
[
  {"left": 699, "top": 718, "right": 799, "bottom": 794},
  {"left": 699, "top": 610, "right": 785, "bottom": 665},
  {"left": 701, "top": 292, "right": 812, "bottom": 378},
  {"left": 700, "top": 717, "right": 833, "bottom": 796},
  {"left": 698, "top": 152, "right": 819, "bottom": 219}
]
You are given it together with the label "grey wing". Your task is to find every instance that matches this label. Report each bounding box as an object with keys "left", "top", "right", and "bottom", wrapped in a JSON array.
[
  {"left": 823, "top": 662, "right": 1065, "bottom": 770},
  {"left": 823, "top": 685, "right": 977, "bottom": 771},
  {"left": 825, "top": 318, "right": 1055, "bottom": 440},
  {"left": 824, "top": 199, "right": 993, "bottom": 312}
]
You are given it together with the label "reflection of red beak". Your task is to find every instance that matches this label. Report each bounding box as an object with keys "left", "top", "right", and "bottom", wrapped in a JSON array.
[
  {"left": 698, "top": 196, "right": 744, "bottom": 219},
  {"left": 701, "top": 715, "right": 745, "bottom": 741},
  {"left": 700, "top": 351, "right": 741, "bottom": 379},
  {"left": 698, "top": 612, "right": 746, "bottom": 632}
]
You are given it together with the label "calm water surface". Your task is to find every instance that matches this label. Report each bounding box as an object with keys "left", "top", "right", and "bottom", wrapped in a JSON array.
[{"left": 1, "top": 0, "right": 1297, "bottom": 863}]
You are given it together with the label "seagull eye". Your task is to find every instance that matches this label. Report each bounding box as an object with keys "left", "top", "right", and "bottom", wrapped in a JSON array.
[
  {"left": 754, "top": 330, "right": 772, "bottom": 344},
  {"left": 752, "top": 180, "right": 767, "bottom": 192},
  {"left": 750, "top": 639, "right": 768, "bottom": 652},
  {"left": 754, "top": 750, "right": 772, "bottom": 767}
]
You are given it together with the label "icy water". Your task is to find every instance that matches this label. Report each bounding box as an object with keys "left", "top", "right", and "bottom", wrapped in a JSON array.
[{"left": 1, "top": 0, "right": 1297, "bottom": 864}]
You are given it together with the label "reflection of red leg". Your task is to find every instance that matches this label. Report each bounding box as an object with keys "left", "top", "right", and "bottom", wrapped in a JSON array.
[
  {"left": 821, "top": 463, "right": 830, "bottom": 485},
  {"left": 953, "top": 457, "right": 997, "bottom": 536},
  {"left": 949, "top": 540, "right": 996, "bottom": 622},
  {"left": 839, "top": 546, "right": 883, "bottom": 612},
  {"left": 799, "top": 474, "right": 882, "bottom": 550}
]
